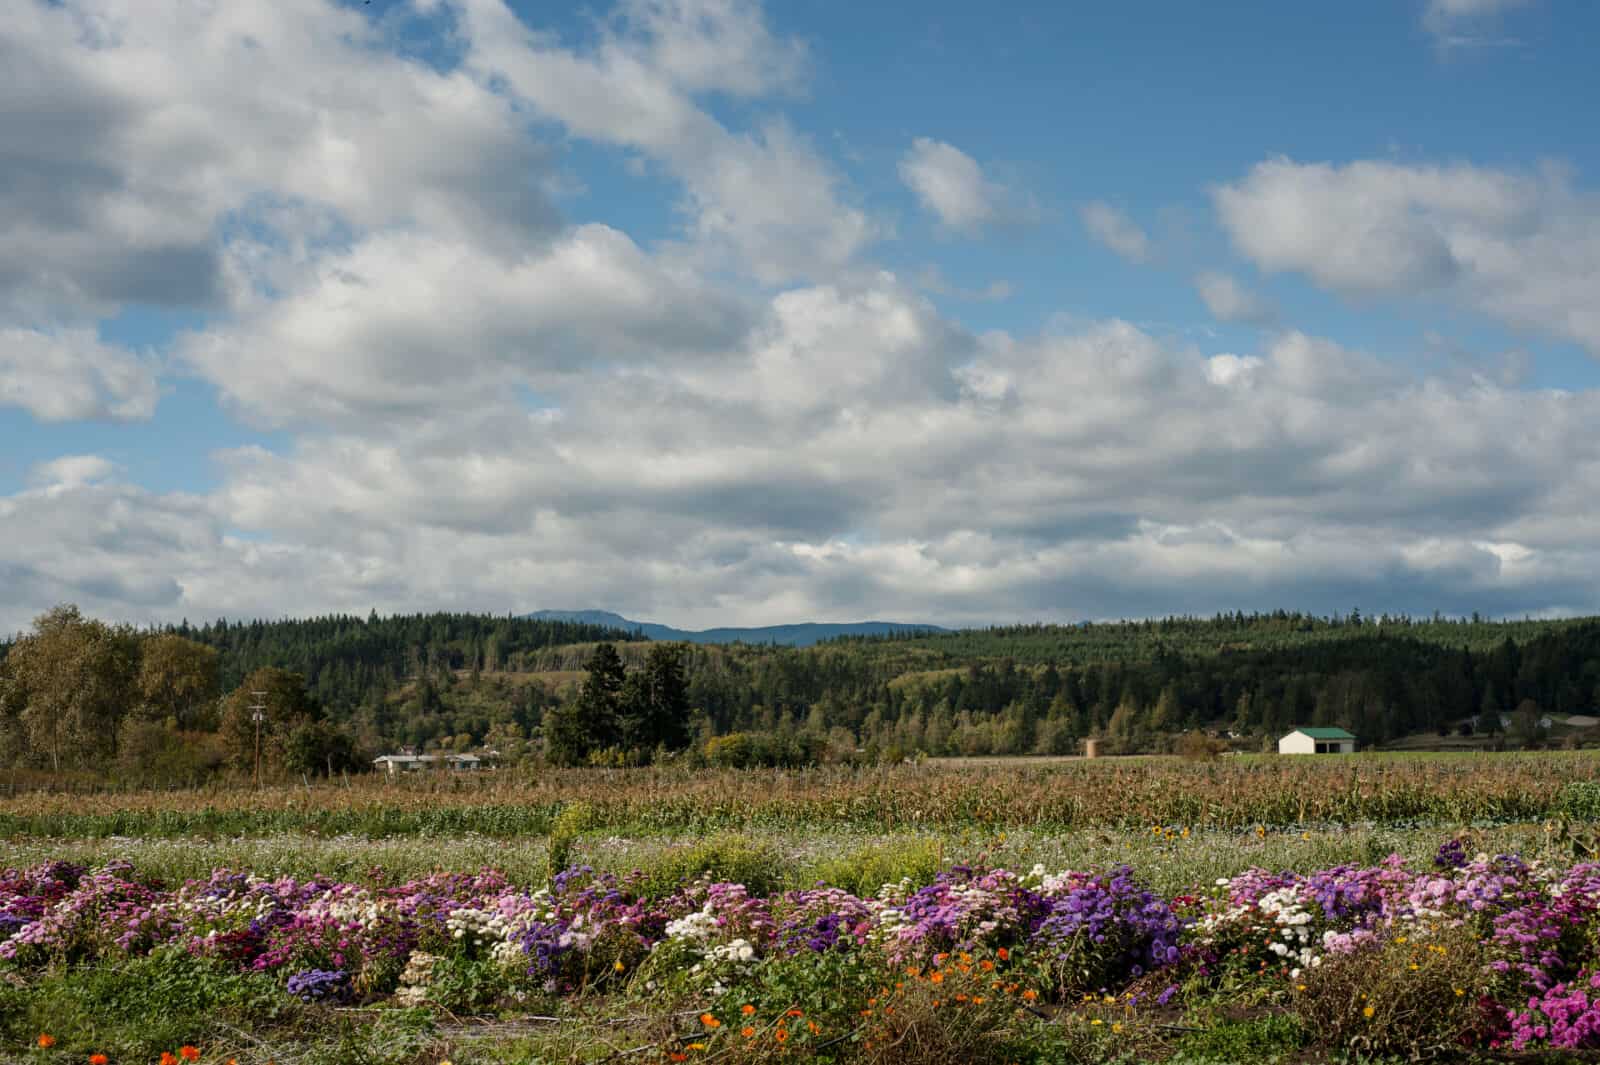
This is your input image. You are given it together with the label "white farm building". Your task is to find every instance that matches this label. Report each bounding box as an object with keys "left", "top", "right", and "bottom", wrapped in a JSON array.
[{"left": 1277, "top": 727, "right": 1356, "bottom": 755}]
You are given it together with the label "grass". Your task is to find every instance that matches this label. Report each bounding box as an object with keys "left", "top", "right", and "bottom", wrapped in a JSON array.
[{"left": 1, "top": 822, "right": 1579, "bottom": 895}]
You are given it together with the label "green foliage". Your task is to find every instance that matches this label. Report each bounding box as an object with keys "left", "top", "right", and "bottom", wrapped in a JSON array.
[
  {"left": 1175, "top": 1014, "right": 1307, "bottom": 1063},
  {"left": 807, "top": 837, "right": 944, "bottom": 896},
  {"left": 426, "top": 954, "right": 513, "bottom": 1015},
  {"left": 0, "top": 947, "right": 289, "bottom": 1059},
  {"left": 546, "top": 800, "right": 596, "bottom": 880},
  {"left": 636, "top": 833, "right": 785, "bottom": 899},
  {"left": 1558, "top": 780, "right": 1600, "bottom": 821}
]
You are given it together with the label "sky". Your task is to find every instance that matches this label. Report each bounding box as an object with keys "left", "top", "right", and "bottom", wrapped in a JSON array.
[{"left": 3, "top": 0, "right": 1600, "bottom": 634}]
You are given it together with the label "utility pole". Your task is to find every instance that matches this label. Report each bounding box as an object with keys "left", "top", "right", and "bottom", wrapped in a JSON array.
[{"left": 249, "top": 690, "right": 268, "bottom": 789}]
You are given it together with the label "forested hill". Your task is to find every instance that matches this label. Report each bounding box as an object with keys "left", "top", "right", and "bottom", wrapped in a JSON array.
[
  {"left": 834, "top": 611, "right": 1600, "bottom": 663},
  {"left": 168, "top": 612, "right": 643, "bottom": 701},
  {"left": 523, "top": 609, "right": 946, "bottom": 646},
  {"left": 8, "top": 607, "right": 1600, "bottom": 771}
]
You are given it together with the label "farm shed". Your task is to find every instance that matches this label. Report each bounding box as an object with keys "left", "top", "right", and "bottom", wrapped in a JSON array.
[
  {"left": 1278, "top": 727, "right": 1356, "bottom": 755},
  {"left": 372, "top": 753, "right": 483, "bottom": 774}
]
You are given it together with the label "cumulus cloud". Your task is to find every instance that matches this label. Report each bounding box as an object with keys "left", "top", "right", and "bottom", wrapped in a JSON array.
[
  {"left": 1079, "top": 202, "right": 1152, "bottom": 263},
  {"left": 1194, "top": 272, "right": 1277, "bottom": 325},
  {"left": 899, "top": 138, "right": 1030, "bottom": 234},
  {"left": 0, "top": 328, "right": 159, "bottom": 421},
  {"left": 0, "top": 0, "right": 561, "bottom": 322},
  {"left": 10, "top": 296, "right": 1600, "bottom": 631},
  {"left": 28, "top": 455, "right": 117, "bottom": 488},
  {"left": 1213, "top": 156, "right": 1600, "bottom": 354},
  {"left": 9, "top": 0, "right": 1600, "bottom": 635},
  {"left": 441, "top": 0, "right": 877, "bottom": 281},
  {"left": 181, "top": 224, "right": 751, "bottom": 426}
]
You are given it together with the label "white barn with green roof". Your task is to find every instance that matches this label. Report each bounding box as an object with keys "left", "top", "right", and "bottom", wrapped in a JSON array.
[{"left": 1278, "top": 727, "right": 1356, "bottom": 755}]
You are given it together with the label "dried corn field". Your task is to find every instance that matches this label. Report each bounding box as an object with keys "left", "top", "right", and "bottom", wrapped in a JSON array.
[{"left": 5, "top": 753, "right": 1600, "bottom": 839}]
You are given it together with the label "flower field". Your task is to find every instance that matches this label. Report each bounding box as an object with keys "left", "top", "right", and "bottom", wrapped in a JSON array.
[{"left": 9, "top": 836, "right": 1600, "bottom": 1062}]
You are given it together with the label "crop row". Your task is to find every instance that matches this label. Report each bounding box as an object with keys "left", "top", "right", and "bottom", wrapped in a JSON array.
[{"left": 4, "top": 755, "right": 1600, "bottom": 838}]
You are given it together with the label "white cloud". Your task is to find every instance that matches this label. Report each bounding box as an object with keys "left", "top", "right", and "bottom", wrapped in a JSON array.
[
  {"left": 1194, "top": 271, "right": 1277, "bottom": 325},
  {"left": 180, "top": 223, "right": 751, "bottom": 427},
  {"left": 11, "top": 299, "right": 1600, "bottom": 632},
  {"left": 1423, "top": 0, "right": 1534, "bottom": 44},
  {"left": 0, "top": 0, "right": 561, "bottom": 321},
  {"left": 899, "top": 138, "right": 1029, "bottom": 234},
  {"left": 1213, "top": 156, "right": 1600, "bottom": 354},
  {"left": 0, "top": 328, "right": 159, "bottom": 421},
  {"left": 9, "top": 0, "right": 1600, "bottom": 635},
  {"left": 442, "top": 0, "right": 877, "bottom": 282},
  {"left": 1079, "top": 202, "right": 1151, "bottom": 263},
  {"left": 29, "top": 455, "right": 116, "bottom": 488}
]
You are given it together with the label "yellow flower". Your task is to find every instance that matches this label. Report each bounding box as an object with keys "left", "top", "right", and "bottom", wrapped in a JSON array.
[
  {"left": 1112, "top": 1022, "right": 1124, "bottom": 1033},
  {"left": 687, "top": 1043, "right": 706, "bottom": 1051},
  {"left": 1455, "top": 988, "right": 1466, "bottom": 997},
  {"left": 613, "top": 959, "right": 625, "bottom": 972},
  {"left": 1363, "top": 1006, "right": 1375, "bottom": 1018},
  {"left": 1091, "top": 1019, "right": 1104, "bottom": 1026}
]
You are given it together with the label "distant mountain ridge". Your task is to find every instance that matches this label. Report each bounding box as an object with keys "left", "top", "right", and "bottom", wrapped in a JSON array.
[{"left": 522, "top": 609, "right": 947, "bottom": 647}]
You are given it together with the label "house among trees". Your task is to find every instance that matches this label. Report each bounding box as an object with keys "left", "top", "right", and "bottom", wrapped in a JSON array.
[
  {"left": 1278, "top": 727, "right": 1356, "bottom": 755},
  {"left": 372, "top": 752, "right": 483, "bottom": 774}
]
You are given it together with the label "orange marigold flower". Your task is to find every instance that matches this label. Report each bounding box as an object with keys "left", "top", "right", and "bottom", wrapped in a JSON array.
[
  {"left": 774, "top": 1029, "right": 789, "bottom": 1044},
  {"left": 669, "top": 1054, "right": 687, "bottom": 1063},
  {"left": 741, "top": 1004, "right": 756, "bottom": 1016},
  {"left": 785, "top": 1008, "right": 803, "bottom": 1018},
  {"left": 160, "top": 1054, "right": 179, "bottom": 1065},
  {"left": 741, "top": 1027, "right": 756, "bottom": 1039},
  {"left": 181, "top": 1048, "right": 201, "bottom": 1063},
  {"left": 90, "top": 1056, "right": 110, "bottom": 1065},
  {"left": 807, "top": 1021, "right": 819, "bottom": 1035},
  {"left": 1021, "top": 989, "right": 1039, "bottom": 1001},
  {"left": 980, "top": 960, "right": 995, "bottom": 971},
  {"left": 997, "top": 947, "right": 1009, "bottom": 961},
  {"left": 699, "top": 1013, "right": 721, "bottom": 1028},
  {"left": 37, "top": 1035, "right": 56, "bottom": 1049}
]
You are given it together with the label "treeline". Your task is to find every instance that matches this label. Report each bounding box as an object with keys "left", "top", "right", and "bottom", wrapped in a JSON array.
[
  {"left": 839, "top": 610, "right": 1596, "bottom": 662},
  {"left": 7, "top": 604, "right": 1600, "bottom": 780},
  {"left": 171, "top": 611, "right": 641, "bottom": 705},
  {"left": 0, "top": 607, "right": 639, "bottom": 780}
]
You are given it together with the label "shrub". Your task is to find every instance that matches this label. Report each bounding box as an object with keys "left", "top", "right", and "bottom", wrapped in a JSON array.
[
  {"left": 637, "top": 834, "right": 785, "bottom": 899},
  {"left": 808, "top": 838, "right": 943, "bottom": 897},
  {"left": 1294, "top": 924, "right": 1495, "bottom": 1060},
  {"left": 545, "top": 800, "right": 595, "bottom": 881},
  {"left": 1176, "top": 731, "right": 1228, "bottom": 762}
]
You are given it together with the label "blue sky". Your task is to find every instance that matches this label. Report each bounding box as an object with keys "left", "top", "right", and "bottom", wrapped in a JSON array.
[{"left": 2, "top": 0, "right": 1598, "bottom": 632}]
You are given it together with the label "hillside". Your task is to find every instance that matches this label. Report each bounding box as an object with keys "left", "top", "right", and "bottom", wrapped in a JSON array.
[{"left": 522, "top": 609, "right": 947, "bottom": 646}]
